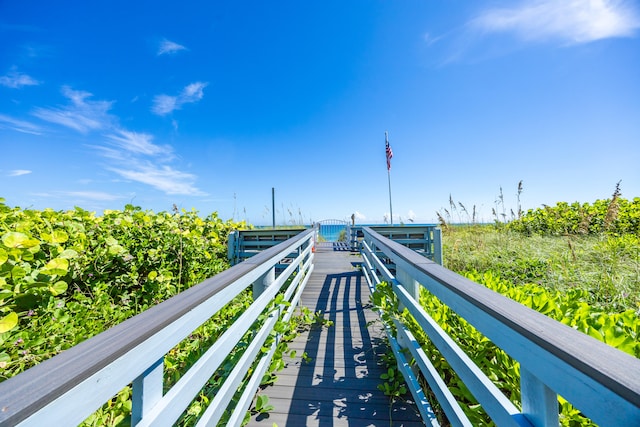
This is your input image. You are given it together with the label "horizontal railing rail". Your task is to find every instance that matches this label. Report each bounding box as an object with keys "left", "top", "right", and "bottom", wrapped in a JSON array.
[
  {"left": 0, "top": 228, "right": 315, "bottom": 427},
  {"left": 228, "top": 228, "right": 307, "bottom": 265},
  {"left": 351, "top": 225, "right": 442, "bottom": 263},
  {"left": 360, "top": 226, "right": 640, "bottom": 427}
]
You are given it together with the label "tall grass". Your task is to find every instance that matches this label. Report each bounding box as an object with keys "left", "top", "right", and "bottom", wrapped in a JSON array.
[
  {"left": 437, "top": 183, "right": 640, "bottom": 312},
  {"left": 442, "top": 226, "right": 639, "bottom": 311}
]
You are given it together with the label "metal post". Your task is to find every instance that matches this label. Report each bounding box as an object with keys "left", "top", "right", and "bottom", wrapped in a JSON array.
[
  {"left": 272, "top": 187, "right": 276, "bottom": 229},
  {"left": 388, "top": 170, "right": 393, "bottom": 226}
]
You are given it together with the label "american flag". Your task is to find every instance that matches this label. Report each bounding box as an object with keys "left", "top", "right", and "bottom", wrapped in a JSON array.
[{"left": 385, "top": 137, "right": 393, "bottom": 171}]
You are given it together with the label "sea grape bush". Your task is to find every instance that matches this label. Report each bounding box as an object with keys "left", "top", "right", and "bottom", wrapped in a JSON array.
[
  {"left": 372, "top": 271, "right": 639, "bottom": 426},
  {"left": 0, "top": 198, "right": 324, "bottom": 425},
  {"left": 508, "top": 197, "right": 640, "bottom": 236},
  {"left": 425, "top": 271, "right": 637, "bottom": 426},
  {"left": 0, "top": 199, "right": 248, "bottom": 379}
]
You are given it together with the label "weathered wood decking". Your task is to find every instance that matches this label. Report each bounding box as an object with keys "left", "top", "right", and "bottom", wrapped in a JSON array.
[{"left": 247, "top": 245, "right": 423, "bottom": 426}]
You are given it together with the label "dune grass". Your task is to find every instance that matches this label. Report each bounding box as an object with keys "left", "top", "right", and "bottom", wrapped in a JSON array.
[{"left": 441, "top": 224, "right": 640, "bottom": 312}]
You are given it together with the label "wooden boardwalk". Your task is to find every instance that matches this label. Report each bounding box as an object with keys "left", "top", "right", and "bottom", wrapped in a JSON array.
[{"left": 247, "top": 245, "right": 423, "bottom": 427}]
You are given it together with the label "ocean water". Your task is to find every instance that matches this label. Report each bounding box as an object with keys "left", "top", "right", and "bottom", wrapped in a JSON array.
[{"left": 318, "top": 224, "right": 347, "bottom": 242}]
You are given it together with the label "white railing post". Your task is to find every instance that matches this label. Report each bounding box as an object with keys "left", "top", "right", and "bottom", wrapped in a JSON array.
[
  {"left": 227, "top": 231, "right": 238, "bottom": 265},
  {"left": 394, "top": 267, "right": 422, "bottom": 381},
  {"left": 301, "top": 236, "right": 313, "bottom": 270},
  {"left": 433, "top": 228, "right": 443, "bottom": 265},
  {"left": 395, "top": 267, "right": 420, "bottom": 311},
  {"left": 131, "top": 358, "right": 164, "bottom": 426},
  {"left": 520, "top": 366, "right": 558, "bottom": 427},
  {"left": 253, "top": 267, "right": 275, "bottom": 299}
]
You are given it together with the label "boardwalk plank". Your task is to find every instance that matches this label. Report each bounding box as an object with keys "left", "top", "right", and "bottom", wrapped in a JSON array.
[{"left": 246, "top": 250, "right": 423, "bottom": 426}]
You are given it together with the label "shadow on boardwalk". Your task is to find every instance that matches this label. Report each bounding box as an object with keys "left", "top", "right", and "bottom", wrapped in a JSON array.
[{"left": 248, "top": 251, "right": 422, "bottom": 427}]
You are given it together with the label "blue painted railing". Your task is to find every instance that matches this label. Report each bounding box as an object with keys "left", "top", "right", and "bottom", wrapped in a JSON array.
[
  {"left": 352, "top": 224, "right": 442, "bottom": 263},
  {"left": 228, "top": 224, "right": 442, "bottom": 262},
  {"left": 360, "top": 226, "right": 640, "bottom": 427},
  {"left": 227, "top": 227, "right": 305, "bottom": 265},
  {"left": 0, "top": 229, "right": 314, "bottom": 427}
]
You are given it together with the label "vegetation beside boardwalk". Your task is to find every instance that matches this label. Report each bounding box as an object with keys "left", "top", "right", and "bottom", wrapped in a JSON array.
[
  {"left": 441, "top": 190, "right": 640, "bottom": 312},
  {"left": 377, "top": 185, "right": 640, "bottom": 426},
  {"left": 0, "top": 199, "right": 321, "bottom": 425}
]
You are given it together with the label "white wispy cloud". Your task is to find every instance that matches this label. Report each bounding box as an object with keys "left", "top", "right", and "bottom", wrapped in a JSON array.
[
  {"left": 0, "top": 114, "right": 43, "bottom": 135},
  {"left": 471, "top": 0, "right": 640, "bottom": 44},
  {"left": 8, "top": 169, "right": 32, "bottom": 177},
  {"left": 33, "top": 191, "right": 123, "bottom": 201},
  {"left": 423, "top": 33, "right": 444, "bottom": 46},
  {"left": 25, "top": 85, "right": 204, "bottom": 197},
  {"left": 109, "top": 162, "right": 205, "bottom": 195},
  {"left": 0, "top": 69, "right": 40, "bottom": 88},
  {"left": 151, "top": 94, "right": 178, "bottom": 116},
  {"left": 32, "top": 86, "right": 114, "bottom": 133},
  {"left": 152, "top": 81, "right": 208, "bottom": 116},
  {"left": 105, "top": 129, "right": 173, "bottom": 157},
  {"left": 62, "top": 191, "right": 122, "bottom": 201},
  {"left": 182, "top": 82, "right": 207, "bottom": 101},
  {"left": 158, "top": 38, "right": 187, "bottom": 55},
  {"left": 354, "top": 211, "right": 366, "bottom": 220},
  {"left": 407, "top": 210, "right": 416, "bottom": 222},
  {"left": 92, "top": 141, "right": 203, "bottom": 195}
]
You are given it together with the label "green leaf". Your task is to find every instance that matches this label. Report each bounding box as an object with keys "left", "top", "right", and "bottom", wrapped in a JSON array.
[
  {"left": 23, "top": 281, "right": 49, "bottom": 290},
  {"left": 108, "top": 245, "right": 124, "bottom": 255},
  {"left": 51, "top": 230, "right": 69, "bottom": 243},
  {"left": 586, "top": 325, "right": 604, "bottom": 341},
  {"left": 41, "top": 258, "right": 69, "bottom": 276},
  {"left": 255, "top": 395, "right": 274, "bottom": 413},
  {"left": 148, "top": 271, "right": 158, "bottom": 280},
  {"left": 0, "top": 311, "right": 18, "bottom": 333},
  {"left": 58, "top": 249, "right": 78, "bottom": 259},
  {"left": 0, "top": 248, "right": 7, "bottom": 265},
  {"left": 256, "top": 395, "right": 267, "bottom": 410},
  {"left": 20, "top": 251, "right": 34, "bottom": 261},
  {"left": 2, "top": 232, "right": 40, "bottom": 249},
  {"left": 11, "top": 265, "right": 26, "bottom": 279},
  {"left": 49, "top": 281, "right": 68, "bottom": 296},
  {"left": 105, "top": 236, "right": 118, "bottom": 246}
]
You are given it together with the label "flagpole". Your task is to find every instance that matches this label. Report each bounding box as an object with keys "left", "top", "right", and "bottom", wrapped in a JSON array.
[
  {"left": 385, "top": 131, "right": 394, "bottom": 226},
  {"left": 388, "top": 168, "right": 393, "bottom": 226}
]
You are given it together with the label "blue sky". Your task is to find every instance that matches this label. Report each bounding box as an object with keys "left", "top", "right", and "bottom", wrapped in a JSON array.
[{"left": 1, "top": 1, "right": 639, "bottom": 225}]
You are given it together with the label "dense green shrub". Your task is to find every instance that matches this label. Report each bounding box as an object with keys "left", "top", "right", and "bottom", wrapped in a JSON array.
[
  {"left": 0, "top": 199, "right": 248, "bottom": 379},
  {"left": 0, "top": 199, "right": 324, "bottom": 426},
  {"left": 508, "top": 197, "right": 640, "bottom": 236}
]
